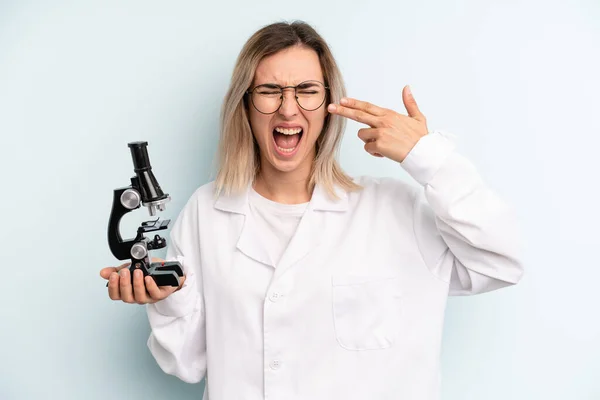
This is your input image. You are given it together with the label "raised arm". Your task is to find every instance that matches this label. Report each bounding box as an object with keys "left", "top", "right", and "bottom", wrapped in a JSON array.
[{"left": 405, "top": 131, "right": 524, "bottom": 295}]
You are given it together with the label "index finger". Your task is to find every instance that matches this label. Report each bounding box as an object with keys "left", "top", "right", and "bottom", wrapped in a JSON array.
[
  {"left": 328, "top": 103, "right": 381, "bottom": 127},
  {"left": 340, "top": 97, "right": 387, "bottom": 116}
]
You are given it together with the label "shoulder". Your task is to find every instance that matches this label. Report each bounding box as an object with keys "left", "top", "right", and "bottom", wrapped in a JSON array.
[
  {"left": 350, "top": 175, "right": 421, "bottom": 206},
  {"left": 172, "top": 181, "right": 216, "bottom": 222},
  {"left": 187, "top": 180, "right": 217, "bottom": 205}
]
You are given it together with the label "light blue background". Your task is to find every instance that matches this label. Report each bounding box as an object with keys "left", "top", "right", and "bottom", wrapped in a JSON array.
[{"left": 1, "top": 1, "right": 599, "bottom": 399}]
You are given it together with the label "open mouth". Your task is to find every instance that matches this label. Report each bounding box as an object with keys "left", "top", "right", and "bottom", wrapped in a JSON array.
[{"left": 272, "top": 127, "right": 303, "bottom": 155}]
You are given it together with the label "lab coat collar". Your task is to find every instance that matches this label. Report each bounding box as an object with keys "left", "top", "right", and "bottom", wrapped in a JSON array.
[
  {"left": 311, "top": 183, "right": 349, "bottom": 212},
  {"left": 213, "top": 181, "right": 349, "bottom": 215},
  {"left": 213, "top": 186, "right": 248, "bottom": 215}
]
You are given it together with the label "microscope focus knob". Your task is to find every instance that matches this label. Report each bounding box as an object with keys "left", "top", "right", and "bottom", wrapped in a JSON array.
[
  {"left": 131, "top": 242, "right": 148, "bottom": 260},
  {"left": 148, "top": 234, "right": 166, "bottom": 250},
  {"left": 121, "top": 189, "right": 141, "bottom": 210}
]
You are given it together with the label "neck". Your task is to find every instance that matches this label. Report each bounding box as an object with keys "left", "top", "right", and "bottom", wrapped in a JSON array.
[{"left": 253, "top": 160, "right": 313, "bottom": 204}]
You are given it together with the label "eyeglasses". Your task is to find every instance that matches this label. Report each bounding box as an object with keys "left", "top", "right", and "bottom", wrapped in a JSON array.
[{"left": 246, "top": 80, "right": 329, "bottom": 114}]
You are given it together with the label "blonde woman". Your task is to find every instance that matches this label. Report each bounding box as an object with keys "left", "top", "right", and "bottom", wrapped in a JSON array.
[{"left": 100, "top": 21, "right": 523, "bottom": 400}]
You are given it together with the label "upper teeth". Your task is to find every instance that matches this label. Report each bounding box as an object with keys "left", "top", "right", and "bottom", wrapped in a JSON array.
[{"left": 275, "top": 127, "right": 302, "bottom": 135}]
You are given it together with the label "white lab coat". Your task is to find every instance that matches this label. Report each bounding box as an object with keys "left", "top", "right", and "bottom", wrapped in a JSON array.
[{"left": 146, "top": 131, "right": 524, "bottom": 400}]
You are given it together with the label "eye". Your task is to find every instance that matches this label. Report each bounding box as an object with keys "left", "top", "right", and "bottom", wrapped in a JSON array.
[
  {"left": 297, "top": 90, "right": 318, "bottom": 95},
  {"left": 297, "top": 81, "right": 324, "bottom": 96},
  {"left": 257, "top": 90, "right": 281, "bottom": 95},
  {"left": 255, "top": 84, "right": 282, "bottom": 96}
]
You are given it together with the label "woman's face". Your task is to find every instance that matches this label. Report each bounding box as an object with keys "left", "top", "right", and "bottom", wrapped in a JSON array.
[{"left": 248, "top": 46, "right": 328, "bottom": 177}]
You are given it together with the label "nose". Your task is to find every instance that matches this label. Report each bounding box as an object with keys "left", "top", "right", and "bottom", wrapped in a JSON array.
[{"left": 278, "top": 88, "right": 299, "bottom": 117}]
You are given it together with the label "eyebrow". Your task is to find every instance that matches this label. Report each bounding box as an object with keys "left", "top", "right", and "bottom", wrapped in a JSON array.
[
  {"left": 254, "top": 80, "right": 322, "bottom": 88},
  {"left": 258, "top": 83, "right": 282, "bottom": 89},
  {"left": 297, "top": 81, "right": 320, "bottom": 88}
]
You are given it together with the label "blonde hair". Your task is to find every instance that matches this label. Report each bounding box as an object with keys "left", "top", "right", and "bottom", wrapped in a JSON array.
[{"left": 215, "top": 20, "right": 360, "bottom": 199}]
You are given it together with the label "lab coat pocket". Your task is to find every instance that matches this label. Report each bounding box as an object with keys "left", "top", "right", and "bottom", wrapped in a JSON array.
[{"left": 331, "top": 275, "right": 402, "bottom": 351}]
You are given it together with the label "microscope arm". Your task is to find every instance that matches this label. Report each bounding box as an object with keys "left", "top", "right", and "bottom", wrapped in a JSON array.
[{"left": 107, "top": 186, "right": 143, "bottom": 261}]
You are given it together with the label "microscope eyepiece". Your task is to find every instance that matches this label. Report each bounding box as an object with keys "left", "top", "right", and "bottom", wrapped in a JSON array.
[
  {"left": 127, "top": 141, "right": 169, "bottom": 215},
  {"left": 128, "top": 141, "right": 152, "bottom": 172}
]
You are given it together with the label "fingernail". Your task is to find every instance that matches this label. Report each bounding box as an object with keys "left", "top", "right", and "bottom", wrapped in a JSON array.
[
  {"left": 328, "top": 104, "right": 336, "bottom": 112},
  {"left": 406, "top": 85, "right": 412, "bottom": 95},
  {"left": 120, "top": 269, "right": 127, "bottom": 277},
  {"left": 340, "top": 98, "right": 349, "bottom": 105},
  {"left": 110, "top": 273, "right": 117, "bottom": 281}
]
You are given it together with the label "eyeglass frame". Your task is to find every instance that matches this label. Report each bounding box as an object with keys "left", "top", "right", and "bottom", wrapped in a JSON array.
[{"left": 245, "top": 80, "right": 330, "bottom": 115}]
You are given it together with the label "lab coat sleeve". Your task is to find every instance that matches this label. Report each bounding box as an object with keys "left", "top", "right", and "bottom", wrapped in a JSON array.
[
  {"left": 400, "top": 131, "right": 524, "bottom": 295},
  {"left": 145, "top": 194, "right": 207, "bottom": 383}
]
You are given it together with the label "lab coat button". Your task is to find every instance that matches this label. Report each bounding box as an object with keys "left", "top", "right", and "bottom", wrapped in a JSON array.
[
  {"left": 269, "top": 292, "right": 281, "bottom": 302},
  {"left": 269, "top": 360, "right": 281, "bottom": 370}
]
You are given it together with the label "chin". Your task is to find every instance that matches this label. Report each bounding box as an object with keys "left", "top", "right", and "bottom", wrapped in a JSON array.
[
  {"left": 268, "top": 152, "right": 306, "bottom": 173},
  {"left": 265, "top": 143, "right": 315, "bottom": 175}
]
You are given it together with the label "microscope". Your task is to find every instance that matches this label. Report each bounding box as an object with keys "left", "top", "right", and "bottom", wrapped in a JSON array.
[{"left": 107, "top": 141, "right": 183, "bottom": 287}]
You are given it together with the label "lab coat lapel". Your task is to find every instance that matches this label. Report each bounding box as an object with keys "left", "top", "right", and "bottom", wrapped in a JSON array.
[
  {"left": 236, "top": 214, "right": 273, "bottom": 267},
  {"left": 273, "top": 183, "right": 348, "bottom": 280},
  {"left": 214, "top": 185, "right": 273, "bottom": 267}
]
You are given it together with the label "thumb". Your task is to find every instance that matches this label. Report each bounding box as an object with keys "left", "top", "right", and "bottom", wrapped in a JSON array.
[
  {"left": 402, "top": 85, "right": 425, "bottom": 122},
  {"left": 99, "top": 262, "right": 130, "bottom": 279},
  {"left": 99, "top": 267, "right": 116, "bottom": 279}
]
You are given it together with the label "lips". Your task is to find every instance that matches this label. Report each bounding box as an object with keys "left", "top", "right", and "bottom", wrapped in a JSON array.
[{"left": 272, "top": 126, "right": 303, "bottom": 155}]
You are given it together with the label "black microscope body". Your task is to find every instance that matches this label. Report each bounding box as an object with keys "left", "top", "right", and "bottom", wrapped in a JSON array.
[{"left": 107, "top": 141, "right": 183, "bottom": 287}]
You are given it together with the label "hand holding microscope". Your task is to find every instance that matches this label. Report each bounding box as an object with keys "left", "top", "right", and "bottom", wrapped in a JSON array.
[{"left": 107, "top": 141, "right": 183, "bottom": 287}]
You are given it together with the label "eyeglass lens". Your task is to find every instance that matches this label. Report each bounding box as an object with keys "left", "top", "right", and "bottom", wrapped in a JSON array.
[{"left": 250, "top": 81, "right": 327, "bottom": 114}]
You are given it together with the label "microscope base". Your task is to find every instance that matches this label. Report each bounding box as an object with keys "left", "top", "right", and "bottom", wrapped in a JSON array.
[
  {"left": 138, "top": 260, "right": 184, "bottom": 287},
  {"left": 106, "top": 260, "right": 184, "bottom": 289}
]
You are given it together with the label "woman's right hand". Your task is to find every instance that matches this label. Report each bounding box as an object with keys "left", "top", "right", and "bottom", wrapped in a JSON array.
[{"left": 99, "top": 258, "right": 186, "bottom": 304}]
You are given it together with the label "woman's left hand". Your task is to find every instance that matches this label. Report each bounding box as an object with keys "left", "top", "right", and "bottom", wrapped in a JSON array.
[{"left": 327, "top": 85, "right": 428, "bottom": 163}]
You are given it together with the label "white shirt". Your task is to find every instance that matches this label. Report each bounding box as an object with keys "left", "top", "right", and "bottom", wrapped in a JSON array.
[
  {"left": 248, "top": 187, "right": 308, "bottom": 267},
  {"left": 145, "top": 131, "right": 524, "bottom": 400}
]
